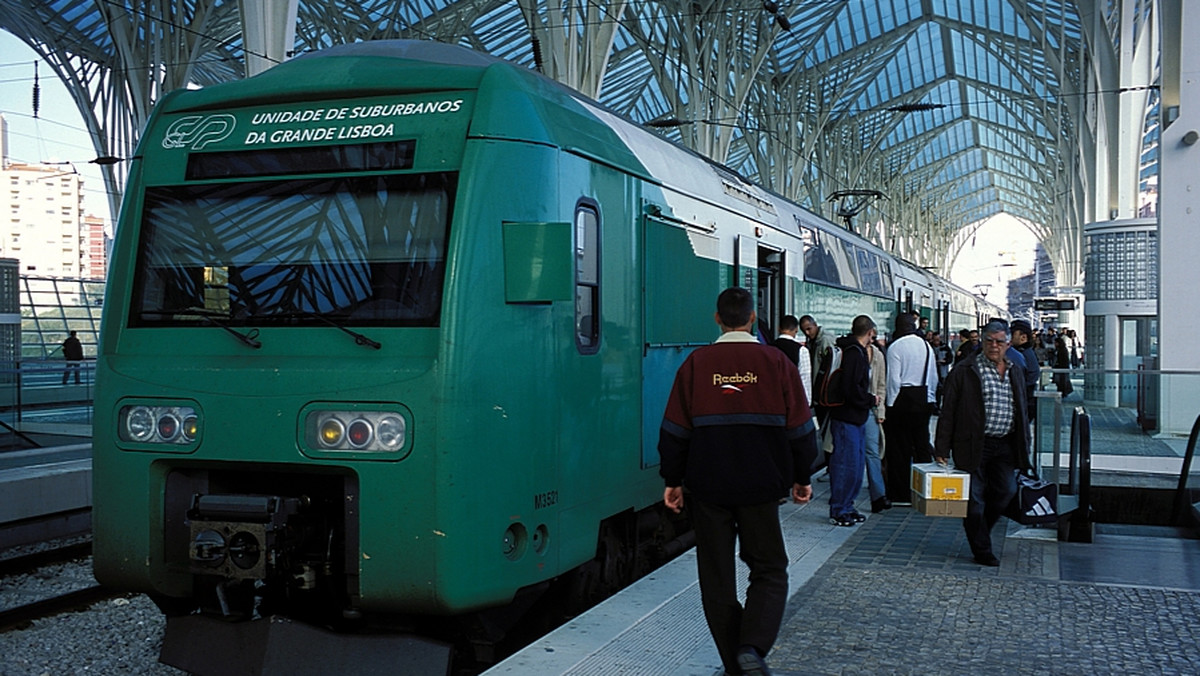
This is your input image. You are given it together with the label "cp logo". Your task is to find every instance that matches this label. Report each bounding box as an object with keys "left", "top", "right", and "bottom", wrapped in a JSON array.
[{"left": 161, "top": 114, "right": 236, "bottom": 150}]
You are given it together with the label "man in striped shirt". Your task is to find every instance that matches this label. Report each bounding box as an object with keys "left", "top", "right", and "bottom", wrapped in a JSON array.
[{"left": 934, "top": 319, "right": 1032, "bottom": 567}]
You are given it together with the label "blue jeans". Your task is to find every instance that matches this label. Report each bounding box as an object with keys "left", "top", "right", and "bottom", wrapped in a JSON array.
[
  {"left": 829, "top": 419, "right": 866, "bottom": 517},
  {"left": 864, "top": 419, "right": 886, "bottom": 502}
]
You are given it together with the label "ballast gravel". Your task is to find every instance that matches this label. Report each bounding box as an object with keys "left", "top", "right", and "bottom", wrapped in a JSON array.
[{"left": 1, "top": 548, "right": 184, "bottom": 676}]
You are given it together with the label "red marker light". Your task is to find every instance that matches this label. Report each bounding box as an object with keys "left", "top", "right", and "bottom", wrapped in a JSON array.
[
  {"left": 157, "top": 414, "right": 180, "bottom": 441},
  {"left": 347, "top": 419, "right": 372, "bottom": 447}
]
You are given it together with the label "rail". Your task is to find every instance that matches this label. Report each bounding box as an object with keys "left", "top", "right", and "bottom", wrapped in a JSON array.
[
  {"left": 0, "top": 360, "right": 94, "bottom": 450},
  {"left": 1171, "top": 411, "right": 1200, "bottom": 526},
  {"left": 1051, "top": 408, "right": 1099, "bottom": 545}
]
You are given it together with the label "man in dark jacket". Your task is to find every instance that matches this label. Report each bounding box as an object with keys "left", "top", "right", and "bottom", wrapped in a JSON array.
[
  {"left": 659, "top": 287, "right": 819, "bottom": 676},
  {"left": 1010, "top": 320, "right": 1040, "bottom": 421},
  {"left": 826, "top": 315, "right": 878, "bottom": 527},
  {"left": 62, "top": 330, "right": 83, "bottom": 385},
  {"left": 934, "top": 319, "right": 1031, "bottom": 567}
]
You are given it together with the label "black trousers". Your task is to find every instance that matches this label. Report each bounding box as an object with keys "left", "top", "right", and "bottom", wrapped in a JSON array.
[
  {"left": 690, "top": 497, "right": 788, "bottom": 672},
  {"left": 963, "top": 437, "right": 1018, "bottom": 557},
  {"left": 883, "top": 387, "right": 933, "bottom": 502}
]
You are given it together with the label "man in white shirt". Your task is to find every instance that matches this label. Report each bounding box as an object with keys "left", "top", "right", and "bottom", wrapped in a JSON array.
[
  {"left": 771, "top": 315, "right": 812, "bottom": 402},
  {"left": 883, "top": 313, "right": 938, "bottom": 504}
]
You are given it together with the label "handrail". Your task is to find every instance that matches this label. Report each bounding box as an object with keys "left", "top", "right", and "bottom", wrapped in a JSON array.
[
  {"left": 1063, "top": 405, "right": 1093, "bottom": 543},
  {"left": 1075, "top": 406, "right": 1092, "bottom": 527},
  {"left": 0, "top": 417, "right": 41, "bottom": 448},
  {"left": 1171, "top": 411, "right": 1200, "bottom": 525},
  {"left": 1067, "top": 407, "right": 1079, "bottom": 494}
]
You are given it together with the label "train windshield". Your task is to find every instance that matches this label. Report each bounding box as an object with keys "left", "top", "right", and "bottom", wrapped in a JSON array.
[{"left": 131, "top": 172, "right": 455, "bottom": 327}]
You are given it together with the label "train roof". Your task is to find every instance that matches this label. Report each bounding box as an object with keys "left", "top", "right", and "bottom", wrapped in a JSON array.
[{"left": 149, "top": 40, "right": 994, "bottom": 309}]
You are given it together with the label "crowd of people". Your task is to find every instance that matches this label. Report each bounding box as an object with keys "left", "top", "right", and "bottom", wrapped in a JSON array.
[{"left": 656, "top": 289, "right": 1077, "bottom": 676}]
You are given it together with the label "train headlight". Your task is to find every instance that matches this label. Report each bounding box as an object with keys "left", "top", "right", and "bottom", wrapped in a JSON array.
[
  {"left": 376, "top": 416, "right": 406, "bottom": 450},
  {"left": 304, "top": 409, "right": 409, "bottom": 455},
  {"left": 125, "top": 406, "right": 155, "bottom": 441},
  {"left": 119, "top": 404, "right": 200, "bottom": 446}
]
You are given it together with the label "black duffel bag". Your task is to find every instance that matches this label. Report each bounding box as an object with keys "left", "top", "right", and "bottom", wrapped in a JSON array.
[{"left": 1005, "top": 472, "right": 1058, "bottom": 525}]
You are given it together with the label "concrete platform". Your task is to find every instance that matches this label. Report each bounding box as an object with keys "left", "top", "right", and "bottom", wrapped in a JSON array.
[
  {"left": 0, "top": 443, "right": 92, "bottom": 548},
  {"left": 487, "top": 476, "right": 1200, "bottom": 675}
]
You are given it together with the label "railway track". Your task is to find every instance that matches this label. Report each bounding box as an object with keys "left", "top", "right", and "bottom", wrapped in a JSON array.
[
  {"left": 0, "top": 584, "right": 122, "bottom": 632},
  {"left": 0, "top": 540, "right": 92, "bottom": 577},
  {"left": 0, "top": 537, "right": 123, "bottom": 633}
]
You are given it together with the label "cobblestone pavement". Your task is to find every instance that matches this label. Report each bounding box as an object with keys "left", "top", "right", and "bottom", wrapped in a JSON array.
[{"left": 767, "top": 508, "right": 1200, "bottom": 676}]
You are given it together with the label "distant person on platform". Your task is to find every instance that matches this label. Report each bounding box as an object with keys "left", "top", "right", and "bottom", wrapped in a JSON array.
[
  {"left": 62, "top": 330, "right": 83, "bottom": 385},
  {"left": 798, "top": 315, "right": 835, "bottom": 387},
  {"left": 883, "top": 313, "right": 938, "bottom": 505},
  {"left": 772, "top": 314, "right": 813, "bottom": 402},
  {"left": 954, "top": 328, "right": 979, "bottom": 365},
  {"left": 929, "top": 330, "right": 953, "bottom": 407},
  {"left": 826, "top": 315, "right": 877, "bottom": 527},
  {"left": 865, "top": 325, "right": 890, "bottom": 513},
  {"left": 1053, "top": 334, "right": 1074, "bottom": 398},
  {"left": 935, "top": 320, "right": 1031, "bottom": 567},
  {"left": 659, "top": 287, "right": 819, "bottom": 676},
  {"left": 799, "top": 314, "right": 837, "bottom": 457},
  {"left": 1009, "top": 320, "right": 1040, "bottom": 420}
]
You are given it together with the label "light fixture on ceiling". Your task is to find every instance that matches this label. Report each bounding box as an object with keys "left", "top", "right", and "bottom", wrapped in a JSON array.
[
  {"left": 887, "top": 102, "right": 946, "bottom": 113},
  {"left": 643, "top": 117, "right": 693, "bottom": 128}
]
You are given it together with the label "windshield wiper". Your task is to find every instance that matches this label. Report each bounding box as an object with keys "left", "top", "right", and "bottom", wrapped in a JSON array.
[
  {"left": 144, "top": 308, "right": 262, "bottom": 349},
  {"left": 275, "top": 310, "right": 382, "bottom": 350}
]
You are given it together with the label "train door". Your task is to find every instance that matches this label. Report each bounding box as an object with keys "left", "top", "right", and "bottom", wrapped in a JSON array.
[
  {"left": 640, "top": 214, "right": 723, "bottom": 469},
  {"left": 756, "top": 245, "right": 784, "bottom": 340}
]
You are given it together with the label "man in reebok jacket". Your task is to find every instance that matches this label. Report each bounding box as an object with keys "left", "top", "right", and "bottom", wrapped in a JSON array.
[{"left": 659, "top": 287, "right": 818, "bottom": 676}]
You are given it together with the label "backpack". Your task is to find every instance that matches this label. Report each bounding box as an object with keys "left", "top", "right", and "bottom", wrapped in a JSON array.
[{"left": 813, "top": 344, "right": 845, "bottom": 407}]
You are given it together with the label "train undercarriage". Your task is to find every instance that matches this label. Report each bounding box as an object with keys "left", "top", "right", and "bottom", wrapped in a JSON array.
[{"left": 155, "top": 469, "right": 691, "bottom": 675}]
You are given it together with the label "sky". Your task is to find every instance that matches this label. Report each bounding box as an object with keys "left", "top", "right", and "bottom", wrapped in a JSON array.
[
  {"left": 0, "top": 31, "right": 109, "bottom": 219},
  {"left": 948, "top": 213, "right": 1040, "bottom": 296}
]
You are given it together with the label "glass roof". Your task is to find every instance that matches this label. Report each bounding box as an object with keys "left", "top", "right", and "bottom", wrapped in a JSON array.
[{"left": 0, "top": 0, "right": 1091, "bottom": 258}]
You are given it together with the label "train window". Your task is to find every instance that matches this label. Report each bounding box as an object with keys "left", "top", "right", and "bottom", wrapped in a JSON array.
[
  {"left": 879, "top": 259, "right": 895, "bottom": 297},
  {"left": 800, "top": 226, "right": 840, "bottom": 286},
  {"left": 801, "top": 226, "right": 859, "bottom": 290},
  {"left": 854, "top": 247, "right": 884, "bottom": 296},
  {"left": 575, "top": 202, "right": 600, "bottom": 353},
  {"left": 131, "top": 172, "right": 455, "bottom": 327}
]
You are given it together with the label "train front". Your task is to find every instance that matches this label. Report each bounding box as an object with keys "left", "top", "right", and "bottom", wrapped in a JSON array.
[{"left": 92, "top": 58, "right": 481, "bottom": 637}]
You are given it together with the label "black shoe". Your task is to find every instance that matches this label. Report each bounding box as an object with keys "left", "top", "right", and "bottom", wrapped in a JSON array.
[
  {"left": 830, "top": 514, "right": 857, "bottom": 527},
  {"left": 871, "top": 497, "right": 892, "bottom": 513},
  {"left": 974, "top": 553, "right": 1000, "bottom": 567},
  {"left": 737, "top": 646, "right": 772, "bottom": 676},
  {"left": 849, "top": 511, "right": 867, "bottom": 523}
]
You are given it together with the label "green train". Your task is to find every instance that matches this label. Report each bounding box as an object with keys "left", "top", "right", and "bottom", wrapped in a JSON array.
[{"left": 92, "top": 40, "right": 1001, "bottom": 671}]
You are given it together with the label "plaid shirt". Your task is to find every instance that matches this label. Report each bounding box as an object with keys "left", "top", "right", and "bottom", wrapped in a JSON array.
[{"left": 976, "top": 352, "right": 1014, "bottom": 437}]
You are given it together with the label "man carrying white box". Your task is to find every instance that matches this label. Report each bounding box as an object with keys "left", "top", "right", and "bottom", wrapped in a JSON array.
[{"left": 933, "top": 319, "right": 1032, "bottom": 567}]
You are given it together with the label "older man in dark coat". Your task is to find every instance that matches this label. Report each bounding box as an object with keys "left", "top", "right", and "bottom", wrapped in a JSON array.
[{"left": 934, "top": 319, "right": 1031, "bottom": 567}]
